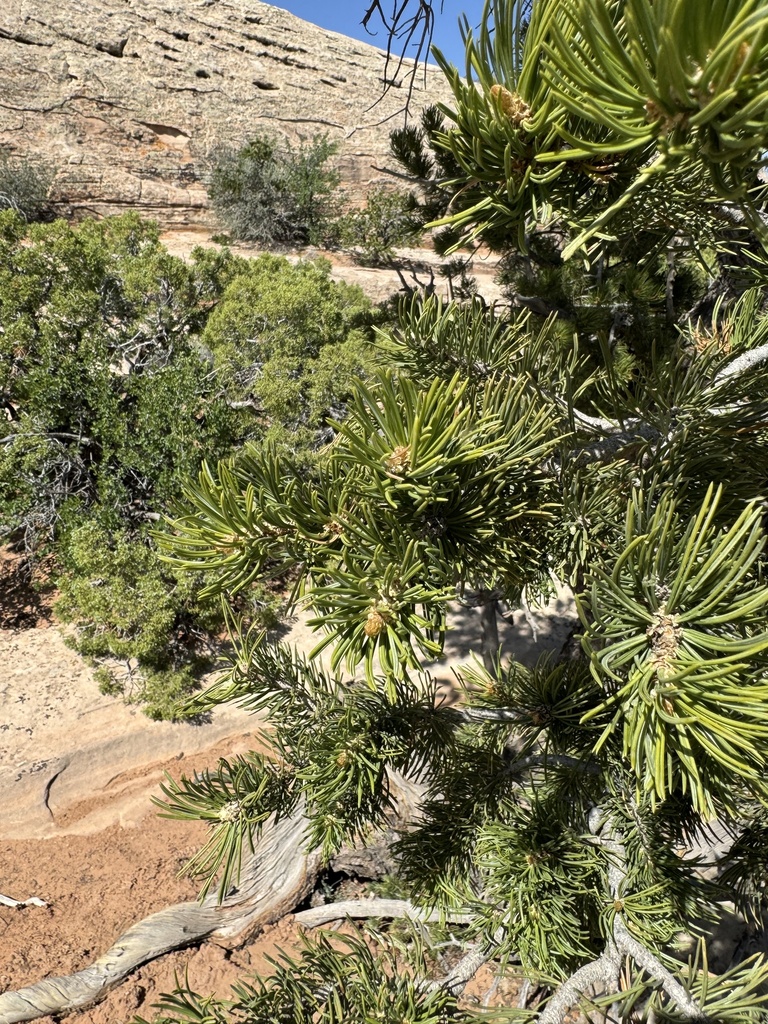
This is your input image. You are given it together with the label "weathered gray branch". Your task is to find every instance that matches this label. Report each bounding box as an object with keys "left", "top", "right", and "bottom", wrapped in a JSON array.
[
  {"left": 0, "top": 431, "right": 94, "bottom": 447},
  {"left": 295, "top": 898, "right": 472, "bottom": 929},
  {"left": 505, "top": 753, "right": 601, "bottom": 776},
  {"left": 0, "top": 767, "right": 430, "bottom": 1024},
  {"left": 538, "top": 809, "right": 706, "bottom": 1024},
  {"left": 425, "top": 943, "right": 497, "bottom": 996},
  {"left": 539, "top": 948, "right": 623, "bottom": 1024},
  {"left": 714, "top": 342, "right": 768, "bottom": 385},
  {"left": 542, "top": 389, "right": 665, "bottom": 463},
  {"left": 567, "top": 421, "right": 663, "bottom": 462},
  {"left": 614, "top": 919, "right": 702, "bottom": 1018},
  {"left": 603, "top": 818, "right": 703, "bottom": 1019},
  {"left": 0, "top": 893, "right": 47, "bottom": 910},
  {"left": 456, "top": 707, "right": 529, "bottom": 724}
]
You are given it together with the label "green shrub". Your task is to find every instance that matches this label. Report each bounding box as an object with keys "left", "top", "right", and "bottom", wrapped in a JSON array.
[
  {"left": 208, "top": 133, "right": 340, "bottom": 247},
  {"left": 55, "top": 521, "right": 220, "bottom": 720},
  {"left": 0, "top": 212, "right": 245, "bottom": 546},
  {"left": 201, "top": 253, "right": 378, "bottom": 454},
  {"left": 337, "top": 187, "right": 423, "bottom": 264},
  {"left": 0, "top": 212, "right": 384, "bottom": 716},
  {"left": 56, "top": 522, "right": 193, "bottom": 664},
  {"left": 56, "top": 519, "right": 288, "bottom": 719},
  {"left": 0, "top": 153, "right": 54, "bottom": 222}
]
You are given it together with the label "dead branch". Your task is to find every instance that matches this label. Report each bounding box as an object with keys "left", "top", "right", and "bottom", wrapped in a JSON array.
[{"left": 295, "top": 897, "right": 473, "bottom": 929}]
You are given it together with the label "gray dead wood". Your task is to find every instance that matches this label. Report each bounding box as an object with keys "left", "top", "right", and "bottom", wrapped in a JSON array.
[
  {"left": 294, "top": 897, "right": 473, "bottom": 928},
  {"left": 0, "top": 770, "right": 426, "bottom": 1024}
]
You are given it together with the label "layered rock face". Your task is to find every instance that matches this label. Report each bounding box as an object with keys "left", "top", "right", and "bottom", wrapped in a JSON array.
[{"left": 0, "top": 0, "right": 454, "bottom": 226}]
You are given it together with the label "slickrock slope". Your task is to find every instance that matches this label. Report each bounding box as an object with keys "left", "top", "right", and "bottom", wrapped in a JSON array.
[{"left": 0, "top": 0, "right": 454, "bottom": 225}]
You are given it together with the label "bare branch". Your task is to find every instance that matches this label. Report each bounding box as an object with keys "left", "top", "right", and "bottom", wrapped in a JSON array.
[
  {"left": 538, "top": 948, "right": 622, "bottom": 1024},
  {"left": 714, "top": 342, "right": 768, "bottom": 386},
  {"left": 456, "top": 707, "right": 530, "bottom": 724},
  {"left": 0, "top": 431, "right": 94, "bottom": 446},
  {"left": 596, "top": 812, "right": 705, "bottom": 1021},
  {"left": 541, "top": 389, "right": 665, "bottom": 461},
  {"left": 505, "top": 753, "right": 602, "bottom": 776},
  {"left": 427, "top": 943, "right": 498, "bottom": 996},
  {"left": 361, "top": 0, "right": 439, "bottom": 111},
  {"left": 614, "top": 919, "right": 703, "bottom": 1019},
  {"left": 0, "top": 810, "right": 321, "bottom": 1024},
  {"left": 0, "top": 892, "right": 48, "bottom": 910},
  {"left": 566, "top": 421, "right": 663, "bottom": 463},
  {"left": 294, "top": 897, "right": 472, "bottom": 929}
]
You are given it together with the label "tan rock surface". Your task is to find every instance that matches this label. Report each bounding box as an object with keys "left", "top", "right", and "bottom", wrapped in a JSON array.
[
  {"left": 158, "top": 227, "right": 507, "bottom": 305},
  {"left": 0, "top": 0, "right": 454, "bottom": 226},
  {"left": 0, "top": 588, "right": 575, "bottom": 839}
]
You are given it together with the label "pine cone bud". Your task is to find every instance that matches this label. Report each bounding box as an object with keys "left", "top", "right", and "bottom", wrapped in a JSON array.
[
  {"left": 490, "top": 84, "right": 531, "bottom": 127},
  {"left": 384, "top": 444, "right": 411, "bottom": 473},
  {"left": 646, "top": 609, "right": 682, "bottom": 677},
  {"left": 217, "top": 800, "right": 242, "bottom": 823},
  {"left": 364, "top": 607, "right": 389, "bottom": 637}
]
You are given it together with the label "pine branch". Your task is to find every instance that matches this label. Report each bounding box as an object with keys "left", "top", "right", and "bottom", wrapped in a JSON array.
[
  {"left": 371, "top": 162, "right": 433, "bottom": 184},
  {"left": 456, "top": 707, "right": 531, "bottom": 724},
  {"left": 539, "top": 808, "right": 707, "bottom": 1024},
  {"left": 600, "top": 812, "right": 705, "bottom": 1021},
  {"left": 714, "top": 342, "right": 768, "bottom": 386},
  {"left": 538, "top": 388, "right": 617, "bottom": 434},
  {"left": 504, "top": 753, "right": 602, "bottom": 776},
  {"left": 426, "top": 942, "right": 501, "bottom": 997},
  {"left": 614, "top": 919, "right": 703, "bottom": 1019},
  {"left": 541, "top": 389, "right": 665, "bottom": 463},
  {"left": 713, "top": 203, "right": 768, "bottom": 232},
  {"left": 566, "top": 423, "right": 663, "bottom": 463}
]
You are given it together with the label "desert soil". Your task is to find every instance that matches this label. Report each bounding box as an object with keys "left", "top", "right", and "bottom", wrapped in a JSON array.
[{"left": 0, "top": 238, "right": 570, "bottom": 1023}]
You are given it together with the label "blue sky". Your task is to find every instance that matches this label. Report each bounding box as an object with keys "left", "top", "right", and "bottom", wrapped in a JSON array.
[{"left": 275, "top": 1, "right": 485, "bottom": 68}]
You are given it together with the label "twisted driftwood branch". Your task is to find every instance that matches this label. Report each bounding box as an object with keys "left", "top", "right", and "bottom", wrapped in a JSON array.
[
  {"left": 0, "top": 809, "right": 321, "bottom": 1024},
  {"left": 294, "top": 897, "right": 473, "bottom": 929}
]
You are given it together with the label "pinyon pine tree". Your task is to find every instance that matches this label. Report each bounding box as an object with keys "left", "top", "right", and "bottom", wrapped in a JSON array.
[
  {"left": 156, "top": 0, "right": 768, "bottom": 1020},
  {"left": 5, "top": 1, "right": 768, "bottom": 1022}
]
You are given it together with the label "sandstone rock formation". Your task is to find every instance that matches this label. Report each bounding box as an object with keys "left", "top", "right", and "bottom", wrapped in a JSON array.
[{"left": 0, "top": 0, "right": 454, "bottom": 226}]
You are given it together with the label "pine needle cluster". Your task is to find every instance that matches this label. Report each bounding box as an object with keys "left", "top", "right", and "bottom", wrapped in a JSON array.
[{"left": 151, "top": 2, "right": 768, "bottom": 1022}]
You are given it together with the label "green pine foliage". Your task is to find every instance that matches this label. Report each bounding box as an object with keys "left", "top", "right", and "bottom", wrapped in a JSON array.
[
  {"left": 124, "top": 1, "right": 768, "bottom": 1020},
  {"left": 388, "top": 104, "right": 489, "bottom": 257},
  {"left": 138, "top": 931, "right": 464, "bottom": 1024}
]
